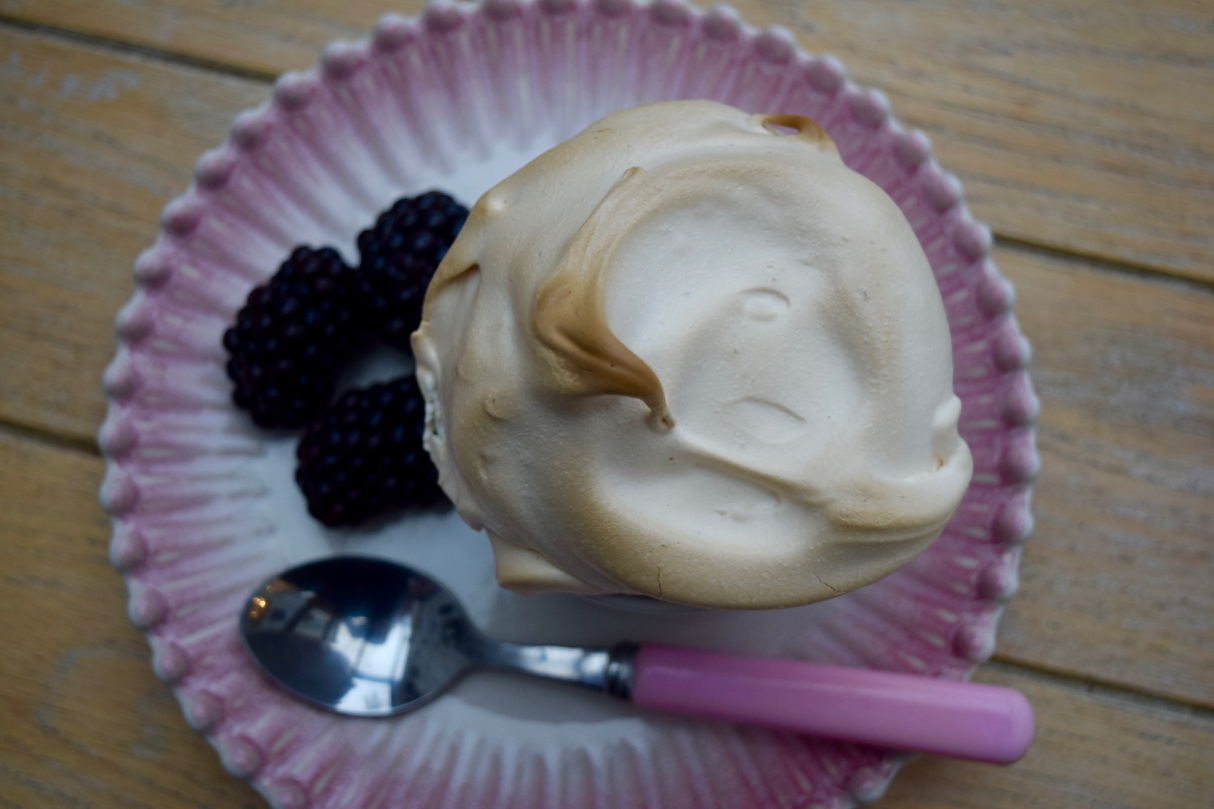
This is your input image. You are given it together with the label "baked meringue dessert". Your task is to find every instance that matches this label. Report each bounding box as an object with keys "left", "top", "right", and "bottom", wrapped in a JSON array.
[{"left": 412, "top": 100, "right": 972, "bottom": 610}]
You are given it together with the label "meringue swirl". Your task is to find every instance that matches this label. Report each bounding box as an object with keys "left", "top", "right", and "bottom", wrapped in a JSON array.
[{"left": 413, "top": 101, "right": 972, "bottom": 609}]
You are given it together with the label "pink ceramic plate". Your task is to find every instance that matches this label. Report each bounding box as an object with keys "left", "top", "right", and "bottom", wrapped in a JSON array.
[{"left": 100, "top": 1, "right": 1038, "bottom": 806}]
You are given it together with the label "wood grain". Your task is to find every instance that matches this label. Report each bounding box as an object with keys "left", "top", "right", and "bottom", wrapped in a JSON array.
[
  {"left": 4, "top": 0, "right": 1212, "bottom": 282},
  {"left": 2, "top": 428, "right": 1212, "bottom": 808},
  {"left": 0, "top": 26, "right": 266, "bottom": 441},
  {"left": 1, "top": 23, "right": 1212, "bottom": 708},
  {"left": 995, "top": 253, "right": 1214, "bottom": 708}
]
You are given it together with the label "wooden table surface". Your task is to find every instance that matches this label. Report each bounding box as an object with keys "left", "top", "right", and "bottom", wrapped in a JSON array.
[{"left": 1, "top": 1, "right": 1211, "bottom": 806}]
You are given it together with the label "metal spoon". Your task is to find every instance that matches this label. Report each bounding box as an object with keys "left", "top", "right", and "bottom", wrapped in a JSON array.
[{"left": 240, "top": 556, "right": 1034, "bottom": 764}]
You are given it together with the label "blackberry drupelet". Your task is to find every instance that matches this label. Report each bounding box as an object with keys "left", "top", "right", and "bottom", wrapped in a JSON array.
[
  {"left": 295, "top": 375, "right": 449, "bottom": 527},
  {"left": 224, "top": 246, "right": 368, "bottom": 429},
  {"left": 357, "top": 191, "right": 468, "bottom": 352}
]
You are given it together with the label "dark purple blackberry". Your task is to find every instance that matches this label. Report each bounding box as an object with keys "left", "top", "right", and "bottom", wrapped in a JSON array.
[
  {"left": 224, "top": 246, "right": 369, "bottom": 429},
  {"left": 356, "top": 191, "right": 468, "bottom": 352},
  {"left": 295, "top": 375, "right": 449, "bottom": 527}
]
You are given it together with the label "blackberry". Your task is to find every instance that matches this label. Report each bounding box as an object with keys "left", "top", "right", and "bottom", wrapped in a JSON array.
[
  {"left": 295, "top": 375, "right": 449, "bottom": 527},
  {"left": 357, "top": 191, "right": 469, "bottom": 352},
  {"left": 224, "top": 246, "right": 369, "bottom": 429}
]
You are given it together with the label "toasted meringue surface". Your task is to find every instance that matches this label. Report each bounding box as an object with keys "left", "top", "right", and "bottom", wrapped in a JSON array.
[{"left": 413, "top": 101, "right": 971, "bottom": 609}]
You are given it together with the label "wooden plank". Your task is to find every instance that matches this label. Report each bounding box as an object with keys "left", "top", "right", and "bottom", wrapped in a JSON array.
[
  {"left": 2, "top": 429, "right": 1212, "bottom": 808},
  {"left": 3, "top": 0, "right": 1212, "bottom": 281},
  {"left": 995, "top": 254, "right": 1214, "bottom": 708},
  {"left": 0, "top": 26, "right": 266, "bottom": 441},
  {"left": 1, "top": 25, "right": 1212, "bottom": 707}
]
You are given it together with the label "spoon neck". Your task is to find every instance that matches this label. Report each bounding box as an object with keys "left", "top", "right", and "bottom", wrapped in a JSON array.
[{"left": 475, "top": 639, "right": 640, "bottom": 699}]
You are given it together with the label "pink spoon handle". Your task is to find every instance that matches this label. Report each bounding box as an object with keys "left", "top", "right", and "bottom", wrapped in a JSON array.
[{"left": 631, "top": 644, "right": 1034, "bottom": 764}]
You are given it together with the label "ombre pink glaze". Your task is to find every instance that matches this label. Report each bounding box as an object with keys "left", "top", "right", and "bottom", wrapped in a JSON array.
[{"left": 633, "top": 644, "right": 1034, "bottom": 765}]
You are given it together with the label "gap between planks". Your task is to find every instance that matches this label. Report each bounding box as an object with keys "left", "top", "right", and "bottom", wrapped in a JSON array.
[
  {"left": 984, "top": 657, "right": 1214, "bottom": 721},
  {"left": 995, "top": 235, "right": 1214, "bottom": 295},
  {"left": 0, "top": 10, "right": 277, "bottom": 83},
  {"left": 0, "top": 417, "right": 100, "bottom": 458}
]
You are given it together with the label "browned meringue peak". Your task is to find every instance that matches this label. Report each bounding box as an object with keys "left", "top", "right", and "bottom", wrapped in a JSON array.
[{"left": 413, "top": 100, "right": 972, "bottom": 609}]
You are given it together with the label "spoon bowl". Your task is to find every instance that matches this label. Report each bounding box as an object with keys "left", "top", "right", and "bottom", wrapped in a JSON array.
[{"left": 240, "top": 556, "right": 629, "bottom": 717}]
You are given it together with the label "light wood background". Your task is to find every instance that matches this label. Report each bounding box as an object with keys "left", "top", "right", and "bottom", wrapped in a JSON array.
[{"left": 1, "top": 1, "right": 1211, "bottom": 806}]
